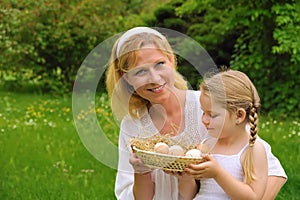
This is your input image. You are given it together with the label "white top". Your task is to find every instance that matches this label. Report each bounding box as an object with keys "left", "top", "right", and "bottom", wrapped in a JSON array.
[
  {"left": 115, "top": 90, "right": 205, "bottom": 200},
  {"left": 194, "top": 144, "right": 249, "bottom": 200},
  {"left": 114, "top": 90, "right": 287, "bottom": 200}
]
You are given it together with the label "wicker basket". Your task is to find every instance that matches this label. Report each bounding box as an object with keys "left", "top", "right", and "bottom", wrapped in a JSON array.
[{"left": 132, "top": 146, "right": 205, "bottom": 172}]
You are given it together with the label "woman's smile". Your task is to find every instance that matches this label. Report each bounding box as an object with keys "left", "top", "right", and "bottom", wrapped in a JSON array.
[{"left": 147, "top": 83, "right": 167, "bottom": 93}]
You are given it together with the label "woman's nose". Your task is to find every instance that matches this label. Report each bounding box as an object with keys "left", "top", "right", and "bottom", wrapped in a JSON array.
[{"left": 147, "top": 69, "right": 161, "bottom": 82}]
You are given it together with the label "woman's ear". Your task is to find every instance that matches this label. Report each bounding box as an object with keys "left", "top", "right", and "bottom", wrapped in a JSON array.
[
  {"left": 168, "top": 55, "right": 176, "bottom": 68},
  {"left": 122, "top": 73, "right": 134, "bottom": 86},
  {"left": 235, "top": 108, "right": 246, "bottom": 125},
  {"left": 121, "top": 74, "right": 135, "bottom": 93}
]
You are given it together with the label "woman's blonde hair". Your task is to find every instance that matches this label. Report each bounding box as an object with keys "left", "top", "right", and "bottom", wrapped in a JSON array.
[
  {"left": 200, "top": 69, "right": 261, "bottom": 184},
  {"left": 106, "top": 28, "right": 188, "bottom": 119}
]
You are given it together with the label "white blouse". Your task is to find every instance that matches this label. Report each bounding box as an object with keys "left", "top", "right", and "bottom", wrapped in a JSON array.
[
  {"left": 115, "top": 90, "right": 205, "bottom": 200},
  {"left": 114, "top": 90, "right": 287, "bottom": 200}
]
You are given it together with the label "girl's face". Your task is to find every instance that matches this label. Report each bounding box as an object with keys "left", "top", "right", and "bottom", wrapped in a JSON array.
[
  {"left": 124, "top": 44, "right": 176, "bottom": 104},
  {"left": 200, "top": 93, "right": 235, "bottom": 139}
]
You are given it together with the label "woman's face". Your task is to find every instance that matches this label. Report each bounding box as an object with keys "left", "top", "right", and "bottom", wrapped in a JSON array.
[
  {"left": 124, "top": 44, "right": 176, "bottom": 104},
  {"left": 200, "top": 93, "right": 235, "bottom": 139}
]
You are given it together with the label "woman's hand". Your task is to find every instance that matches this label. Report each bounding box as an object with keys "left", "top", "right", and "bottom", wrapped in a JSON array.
[
  {"left": 184, "top": 154, "right": 221, "bottom": 179},
  {"left": 129, "top": 153, "right": 153, "bottom": 174}
]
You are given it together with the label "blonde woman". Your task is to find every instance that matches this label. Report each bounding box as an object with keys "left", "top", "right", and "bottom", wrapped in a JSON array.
[
  {"left": 105, "top": 27, "right": 286, "bottom": 200},
  {"left": 106, "top": 27, "right": 204, "bottom": 200}
]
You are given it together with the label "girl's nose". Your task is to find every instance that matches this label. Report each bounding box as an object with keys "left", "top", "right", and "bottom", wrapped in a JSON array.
[{"left": 202, "top": 114, "right": 210, "bottom": 126}]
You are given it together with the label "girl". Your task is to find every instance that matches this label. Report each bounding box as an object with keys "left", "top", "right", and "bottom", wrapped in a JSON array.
[{"left": 184, "top": 69, "right": 269, "bottom": 199}]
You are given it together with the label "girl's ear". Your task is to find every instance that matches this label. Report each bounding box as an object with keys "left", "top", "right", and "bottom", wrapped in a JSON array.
[{"left": 236, "top": 108, "right": 246, "bottom": 124}]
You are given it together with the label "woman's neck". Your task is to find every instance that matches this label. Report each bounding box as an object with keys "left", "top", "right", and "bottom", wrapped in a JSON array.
[
  {"left": 149, "top": 89, "right": 186, "bottom": 115},
  {"left": 149, "top": 89, "right": 186, "bottom": 135}
]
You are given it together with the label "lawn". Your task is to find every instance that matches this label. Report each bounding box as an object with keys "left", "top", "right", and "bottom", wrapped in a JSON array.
[{"left": 0, "top": 91, "right": 299, "bottom": 199}]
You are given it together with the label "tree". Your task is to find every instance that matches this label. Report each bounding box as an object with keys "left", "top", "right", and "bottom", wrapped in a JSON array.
[{"left": 147, "top": 0, "right": 300, "bottom": 117}]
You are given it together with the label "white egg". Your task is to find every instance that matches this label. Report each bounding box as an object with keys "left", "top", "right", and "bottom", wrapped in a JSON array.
[
  {"left": 154, "top": 142, "right": 169, "bottom": 154},
  {"left": 168, "top": 145, "right": 185, "bottom": 156},
  {"left": 197, "top": 143, "right": 210, "bottom": 154},
  {"left": 185, "top": 149, "right": 202, "bottom": 158}
]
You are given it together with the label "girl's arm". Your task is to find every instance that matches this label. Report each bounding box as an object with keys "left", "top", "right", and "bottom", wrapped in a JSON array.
[
  {"left": 185, "top": 142, "right": 268, "bottom": 200},
  {"left": 258, "top": 137, "right": 287, "bottom": 199},
  {"left": 262, "top": 176, "right": 286, "bottom": 200}
]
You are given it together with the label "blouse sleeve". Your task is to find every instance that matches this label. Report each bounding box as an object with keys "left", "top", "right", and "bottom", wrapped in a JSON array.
[{"left": 114, "top": 117, "right": 136, "bottom": 199}]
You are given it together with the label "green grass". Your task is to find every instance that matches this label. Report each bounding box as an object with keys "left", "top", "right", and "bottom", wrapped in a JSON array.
[
  {"left": 0, "top": 91, "right": 299, "bottom": 199},
  {"left": 259, "top": 119, "right": 300, "bottom": 199},
  {"left": 0, "top": 91, "right": 118, "bottom": 199}
]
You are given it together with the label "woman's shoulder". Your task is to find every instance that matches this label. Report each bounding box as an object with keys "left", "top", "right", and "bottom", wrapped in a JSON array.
[
  {"left": 121, "top": 114, "right": 142, "bottom": 126},
  {"left": 186, "top": 90, "right": 201, "bottom": 100}
]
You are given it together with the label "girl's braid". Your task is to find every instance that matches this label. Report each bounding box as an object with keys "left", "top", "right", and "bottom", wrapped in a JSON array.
[{"left": 248, "top": 103, "right": 258, "bottom": 147}]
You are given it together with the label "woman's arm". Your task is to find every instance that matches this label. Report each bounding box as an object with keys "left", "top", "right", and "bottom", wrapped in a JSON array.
[
  {"left": 130, "top": 153, "right": 154, "bottom": 200},
  {"left": 178, "top": 174, "right": 198, "bottom": 200},
  {"left": 133, "top": 171, "right": 154, "bottom": 200},
  {"left": 115, "top": 120, "right": 153, "bottom": 199}
]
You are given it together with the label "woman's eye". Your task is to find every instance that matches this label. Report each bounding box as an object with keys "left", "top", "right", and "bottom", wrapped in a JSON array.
[
  {"left": 135, "top": 69, "right": 146, "bottom": 76},
  {"left": 156, "top": 61, "right": 165, "bottom": 67}
]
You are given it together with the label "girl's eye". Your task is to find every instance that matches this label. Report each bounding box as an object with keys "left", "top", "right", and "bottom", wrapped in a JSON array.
[
  {"left": 211, "top": 114, "right": 217, "bottom": 118},
  {"left": 204, "top": 112, "right": 217, "bottom": 119}
]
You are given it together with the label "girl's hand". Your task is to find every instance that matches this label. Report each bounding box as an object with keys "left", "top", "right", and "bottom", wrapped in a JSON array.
[
  {"left": 184, "top": 154, "right": 221, "bottom": 179},
  {"left": 129, "top": 153, "right": 153, "bottom": 174}
]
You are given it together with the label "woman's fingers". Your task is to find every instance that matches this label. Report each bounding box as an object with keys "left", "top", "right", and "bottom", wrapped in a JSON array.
[{"left": 129, "top": 153, "right": 152, "bottom": 173}]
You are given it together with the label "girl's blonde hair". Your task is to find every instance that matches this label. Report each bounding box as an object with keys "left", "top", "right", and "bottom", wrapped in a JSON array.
[
  {"left": 106, "top": 28, "right": 188, "bottom": 119},
  {"left": 200, "top": 69, "right": 260, "bottom": 184}
]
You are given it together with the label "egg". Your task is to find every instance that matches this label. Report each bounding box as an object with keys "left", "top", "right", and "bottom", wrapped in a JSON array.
[
  {"left": 185, "top": 149, "right": 202, "bottom": 158},
  {"left": 154, "top": 142, "right": 169, "bottom": 154},
  {"left": 196, "top": 143, "right": 210, "bottom": 154},
  {"left": 168, "top": 145, "right": 185, "bottom": 156}
]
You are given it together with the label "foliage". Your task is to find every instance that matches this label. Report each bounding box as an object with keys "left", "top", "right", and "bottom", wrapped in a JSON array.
[
  {"left": 147, "top": 0, "right": 300, "bottom": 117},
  {"left": 0, "top": 0, "right": 159, "bottom": 94},
  {"left": 1, "top": 0, "right": 299, "bottom": 117}
]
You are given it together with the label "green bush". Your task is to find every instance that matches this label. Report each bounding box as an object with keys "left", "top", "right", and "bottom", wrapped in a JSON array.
[
  {"left": 148, "top": 0, "right": 300, "bottom": 117},
  {"left": 0, "top": 0, "right": 155, "bottom": 94}
]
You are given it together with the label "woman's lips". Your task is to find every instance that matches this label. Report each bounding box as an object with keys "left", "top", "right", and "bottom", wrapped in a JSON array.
[{"left": 148, "top": 83, "right": 166, "bottom": 93}]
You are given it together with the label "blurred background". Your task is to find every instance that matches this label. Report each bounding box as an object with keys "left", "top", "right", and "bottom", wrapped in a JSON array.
[{"left": 1, "top": 0, "right": 299, "bottom": 199}]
